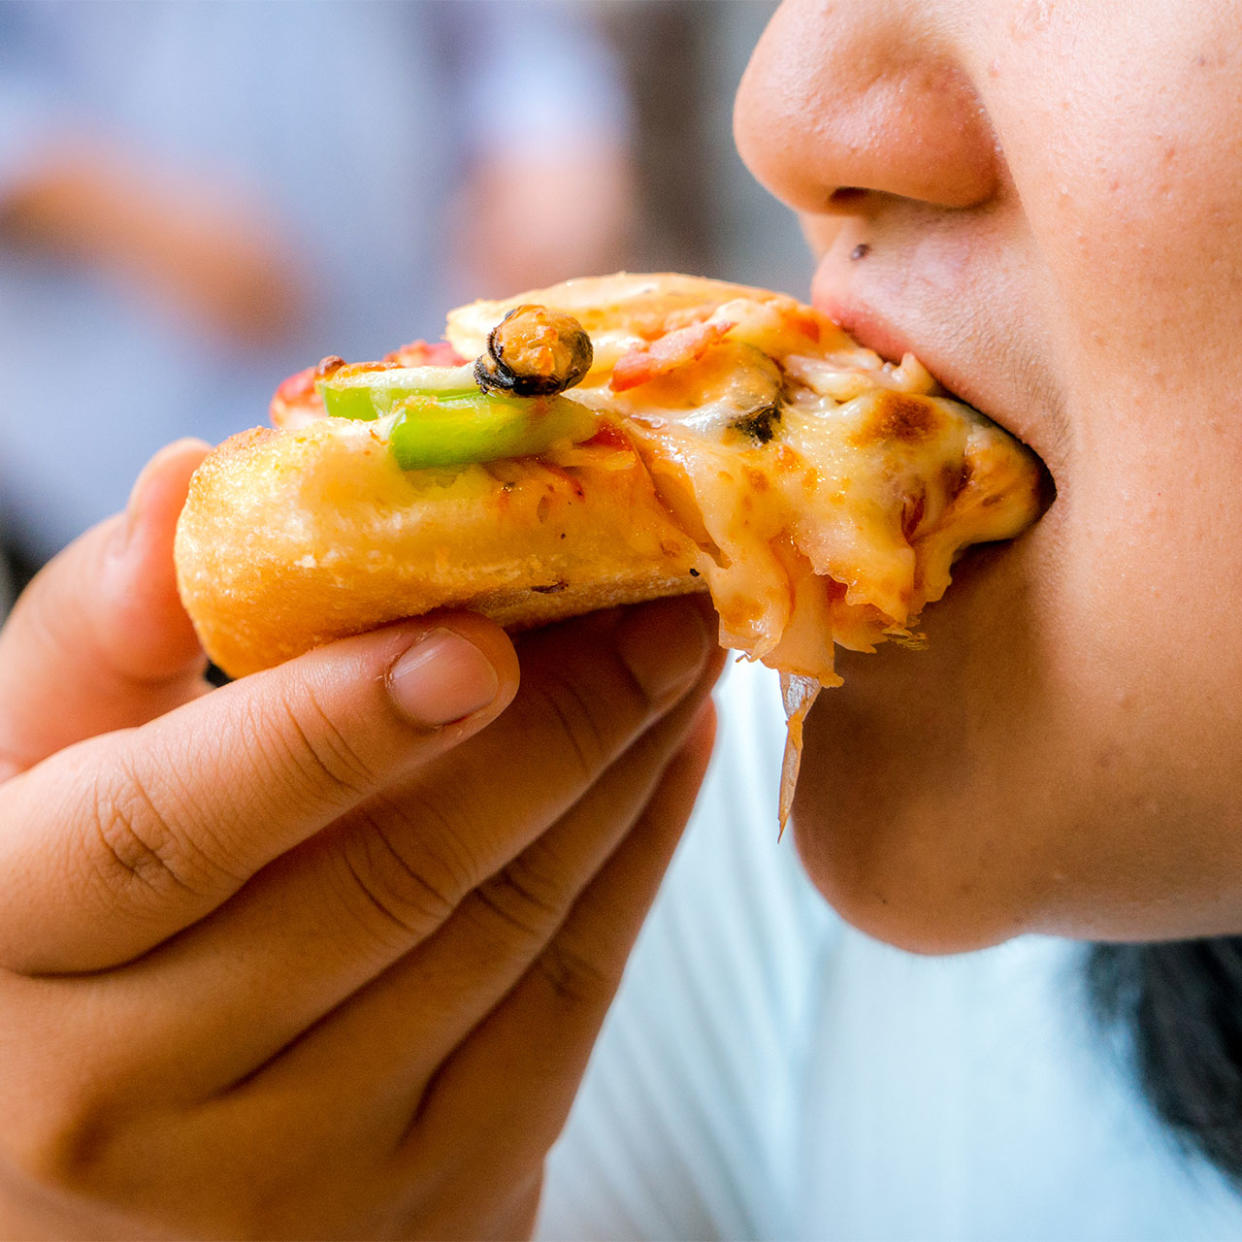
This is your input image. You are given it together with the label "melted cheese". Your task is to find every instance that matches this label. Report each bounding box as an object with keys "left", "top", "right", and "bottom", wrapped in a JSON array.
[
  {"left": 459, "top": 275, "right": 1044, "bottom": 691},
  {"left": 291, "top": 273, "right": 1047, "bottom": 828}
]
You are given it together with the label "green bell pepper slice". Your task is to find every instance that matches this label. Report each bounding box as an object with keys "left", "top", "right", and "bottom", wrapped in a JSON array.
[
  {"left": 318, "top": 363, "right": 598, "bottom": 468},
  {"left": 388, "top": 392, "right": 598, "bottom": 469},
  {"left": 318, "top": 364, "right": 479, "bottom": 422}
]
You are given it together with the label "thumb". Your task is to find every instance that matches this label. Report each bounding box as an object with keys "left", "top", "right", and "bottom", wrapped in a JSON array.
[{"left": 0, "top": 438, "right": 211, "bottom": 777}]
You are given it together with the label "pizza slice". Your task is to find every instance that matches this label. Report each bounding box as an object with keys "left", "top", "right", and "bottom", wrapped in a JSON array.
[{"left": 175, "top": 273, "right": 1047, "bottom": 820}]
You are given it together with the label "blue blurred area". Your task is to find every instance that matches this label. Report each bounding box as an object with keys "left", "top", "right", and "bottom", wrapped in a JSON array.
[
  {"left": 0, "top": 1, "right": 807, "bottom": 569},
  {"left": 0, "top": 0, "right": 633, "bottom": 561}
]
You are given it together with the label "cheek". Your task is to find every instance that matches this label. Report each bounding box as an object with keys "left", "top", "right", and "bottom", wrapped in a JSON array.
[
  {"left": 994, "top": 4, "right": 1242, "bottom": 383},
  {"left": 792, "top": 425, "right": 1242, "bottom": 951}
]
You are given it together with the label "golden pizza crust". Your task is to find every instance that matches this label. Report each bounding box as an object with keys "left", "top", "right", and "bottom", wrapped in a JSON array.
[
  {"left": 175, "top": 420, "right": 706, "bottom": 677},
  {"left": 175, "top": 272, "right": 1045, "bottom": 682}
]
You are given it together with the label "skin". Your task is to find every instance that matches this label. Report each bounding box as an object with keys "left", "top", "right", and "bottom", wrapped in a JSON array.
[
  {"left": 735, "top": 0, "right": 1242, "bottom": 952},
  {"left": 0, "top": 146, "right": 307, "bottom": 345}
]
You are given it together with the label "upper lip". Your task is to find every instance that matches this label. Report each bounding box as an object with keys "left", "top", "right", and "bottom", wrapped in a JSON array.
[
  {"left": 814, "top": 277, "right": 1058, "bottom": 531},
  {"left": 813, "top": 285, "right": 995, "bottom": 427},
  {"left": 809, "top": 261, "right": 1057, "bottom": 467}
]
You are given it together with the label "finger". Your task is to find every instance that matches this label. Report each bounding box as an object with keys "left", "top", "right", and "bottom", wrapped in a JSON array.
[
  {"left": 216, "top": 677, "right": 718, "bottom": 1126},
  {"left": 0, "top": 439, "right": 211, "bottom": 778},
  {"left": 0, "top": 612, "right": 519, "bottom": 973},
  {"left": 75, "top": 607, "right": 719, "bottom": 1095},
  {"left": 400, "top": 705, "right": 716, "bottom": 1183}
]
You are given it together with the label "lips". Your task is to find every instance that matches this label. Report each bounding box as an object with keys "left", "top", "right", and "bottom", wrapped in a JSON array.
[
  {"left": 808, "top": 246, "right": 1063, "bottom": 475},
  {"left": 812, "top": 261, "right": 1058, "bottom": 527},
  {"left": 812, "top": 276, "right": 989, "bottom": 426}
]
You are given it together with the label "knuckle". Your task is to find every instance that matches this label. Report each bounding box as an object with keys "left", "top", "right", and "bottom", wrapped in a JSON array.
[
  {"left": 2, "top": 1090, "right": 114, "bottom": 1199},
  {"left": 269, "top": 686, "right": 380, "bottom": 807},
  {"left": 529, "top": 674, "right": 618, "bottom": 782},
  {"left": 90, "top": 765, "right": 216, "bottom": 902},
  {"left": 335, "top": 801, "right": 478, "bottom": 949},
  {"left": 534, "top": 937, "right": 613, "bottom": 1009},
  {"left": 472, "top": 851, "right": 568, "bottom": 946}
]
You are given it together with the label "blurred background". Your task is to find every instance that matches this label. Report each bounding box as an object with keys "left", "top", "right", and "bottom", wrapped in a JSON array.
[{"left": 0, "top": 0, "right": 807, "bottom": 585}]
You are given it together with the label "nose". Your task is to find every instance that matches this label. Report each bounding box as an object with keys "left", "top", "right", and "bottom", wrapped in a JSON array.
[{"left": 734, "top": 0, "right": 998, "bottom": 216}]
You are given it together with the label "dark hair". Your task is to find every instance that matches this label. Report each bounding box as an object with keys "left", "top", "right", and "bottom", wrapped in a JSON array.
[{"left": 1087, "top": 939, "right": 1242, "bottom": 1183}]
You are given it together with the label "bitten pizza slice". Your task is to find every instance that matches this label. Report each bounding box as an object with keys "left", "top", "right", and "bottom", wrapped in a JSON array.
[{"left": 175, "top": 273, "right": 1047, "bottom": 819}]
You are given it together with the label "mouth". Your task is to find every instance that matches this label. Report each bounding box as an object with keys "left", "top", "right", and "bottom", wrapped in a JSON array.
[
  {"left": 812, "top": 270, "right": 1059, "bottom": 521},
  {"left": 814, "top": 285, "right": 1002, "bottom": 433},
  {"left": 810, "top": 262, "right": 1061, "bottom": 477}
]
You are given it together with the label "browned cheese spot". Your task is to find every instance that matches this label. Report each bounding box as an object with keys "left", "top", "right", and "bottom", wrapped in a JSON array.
[
  {"left": 852, "top": 393, "right": 943, "bottom": 448},
  {"left": 901, "top": 489, "right": 926, "bottom": 540},
  {"left": 744, "top": 465, "right": 771, "bottom": 494},
  {"left": 774, "top": 444, "right": 799, "bottom": 471},
  {"left": 942, "top": 460, "right": 972, "bottom": 500}
]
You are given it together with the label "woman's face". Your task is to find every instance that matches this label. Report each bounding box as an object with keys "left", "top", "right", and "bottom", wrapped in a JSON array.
[{"left": 735, "top": 0, "right": 1242, "bottom": 951}]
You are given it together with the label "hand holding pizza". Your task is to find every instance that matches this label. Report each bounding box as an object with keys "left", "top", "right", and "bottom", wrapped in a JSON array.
[{"left": 0, "top": 442, "right": 719, "bottom": 1238}]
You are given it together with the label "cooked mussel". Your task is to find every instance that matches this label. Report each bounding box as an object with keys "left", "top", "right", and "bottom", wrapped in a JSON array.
[{"left": 474, "top": 304, "right": 594, "bottom": 397}]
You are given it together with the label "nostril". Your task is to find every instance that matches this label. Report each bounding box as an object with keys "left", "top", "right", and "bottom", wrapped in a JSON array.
[{"left": 735, "top": 3, "right": 998, "bottom": 217}]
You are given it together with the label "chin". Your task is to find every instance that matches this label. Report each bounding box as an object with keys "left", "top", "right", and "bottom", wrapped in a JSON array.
[
  {"left": 790, "top": 802, "right": 1030, "bottom": 957},
  {"left": 787, "top": 536, "right": 1055, "bottom": 956}
]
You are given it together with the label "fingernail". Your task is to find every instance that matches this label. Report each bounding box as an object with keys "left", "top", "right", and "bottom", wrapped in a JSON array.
[
  {"left": 388, "top": 628, "right": 500, "bottom": 728},
  {"left": 616, "top": 597, "right": 713, "bottom": 704}
]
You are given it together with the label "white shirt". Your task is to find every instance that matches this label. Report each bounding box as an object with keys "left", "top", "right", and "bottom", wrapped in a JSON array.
[{"left": 539, "top": 661, "right": 1242, "bottom": 1241}]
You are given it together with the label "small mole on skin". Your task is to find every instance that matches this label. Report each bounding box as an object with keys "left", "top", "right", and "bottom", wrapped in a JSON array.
[{"left": 850, "top": 243, "right": 871, "bottom": 261}]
